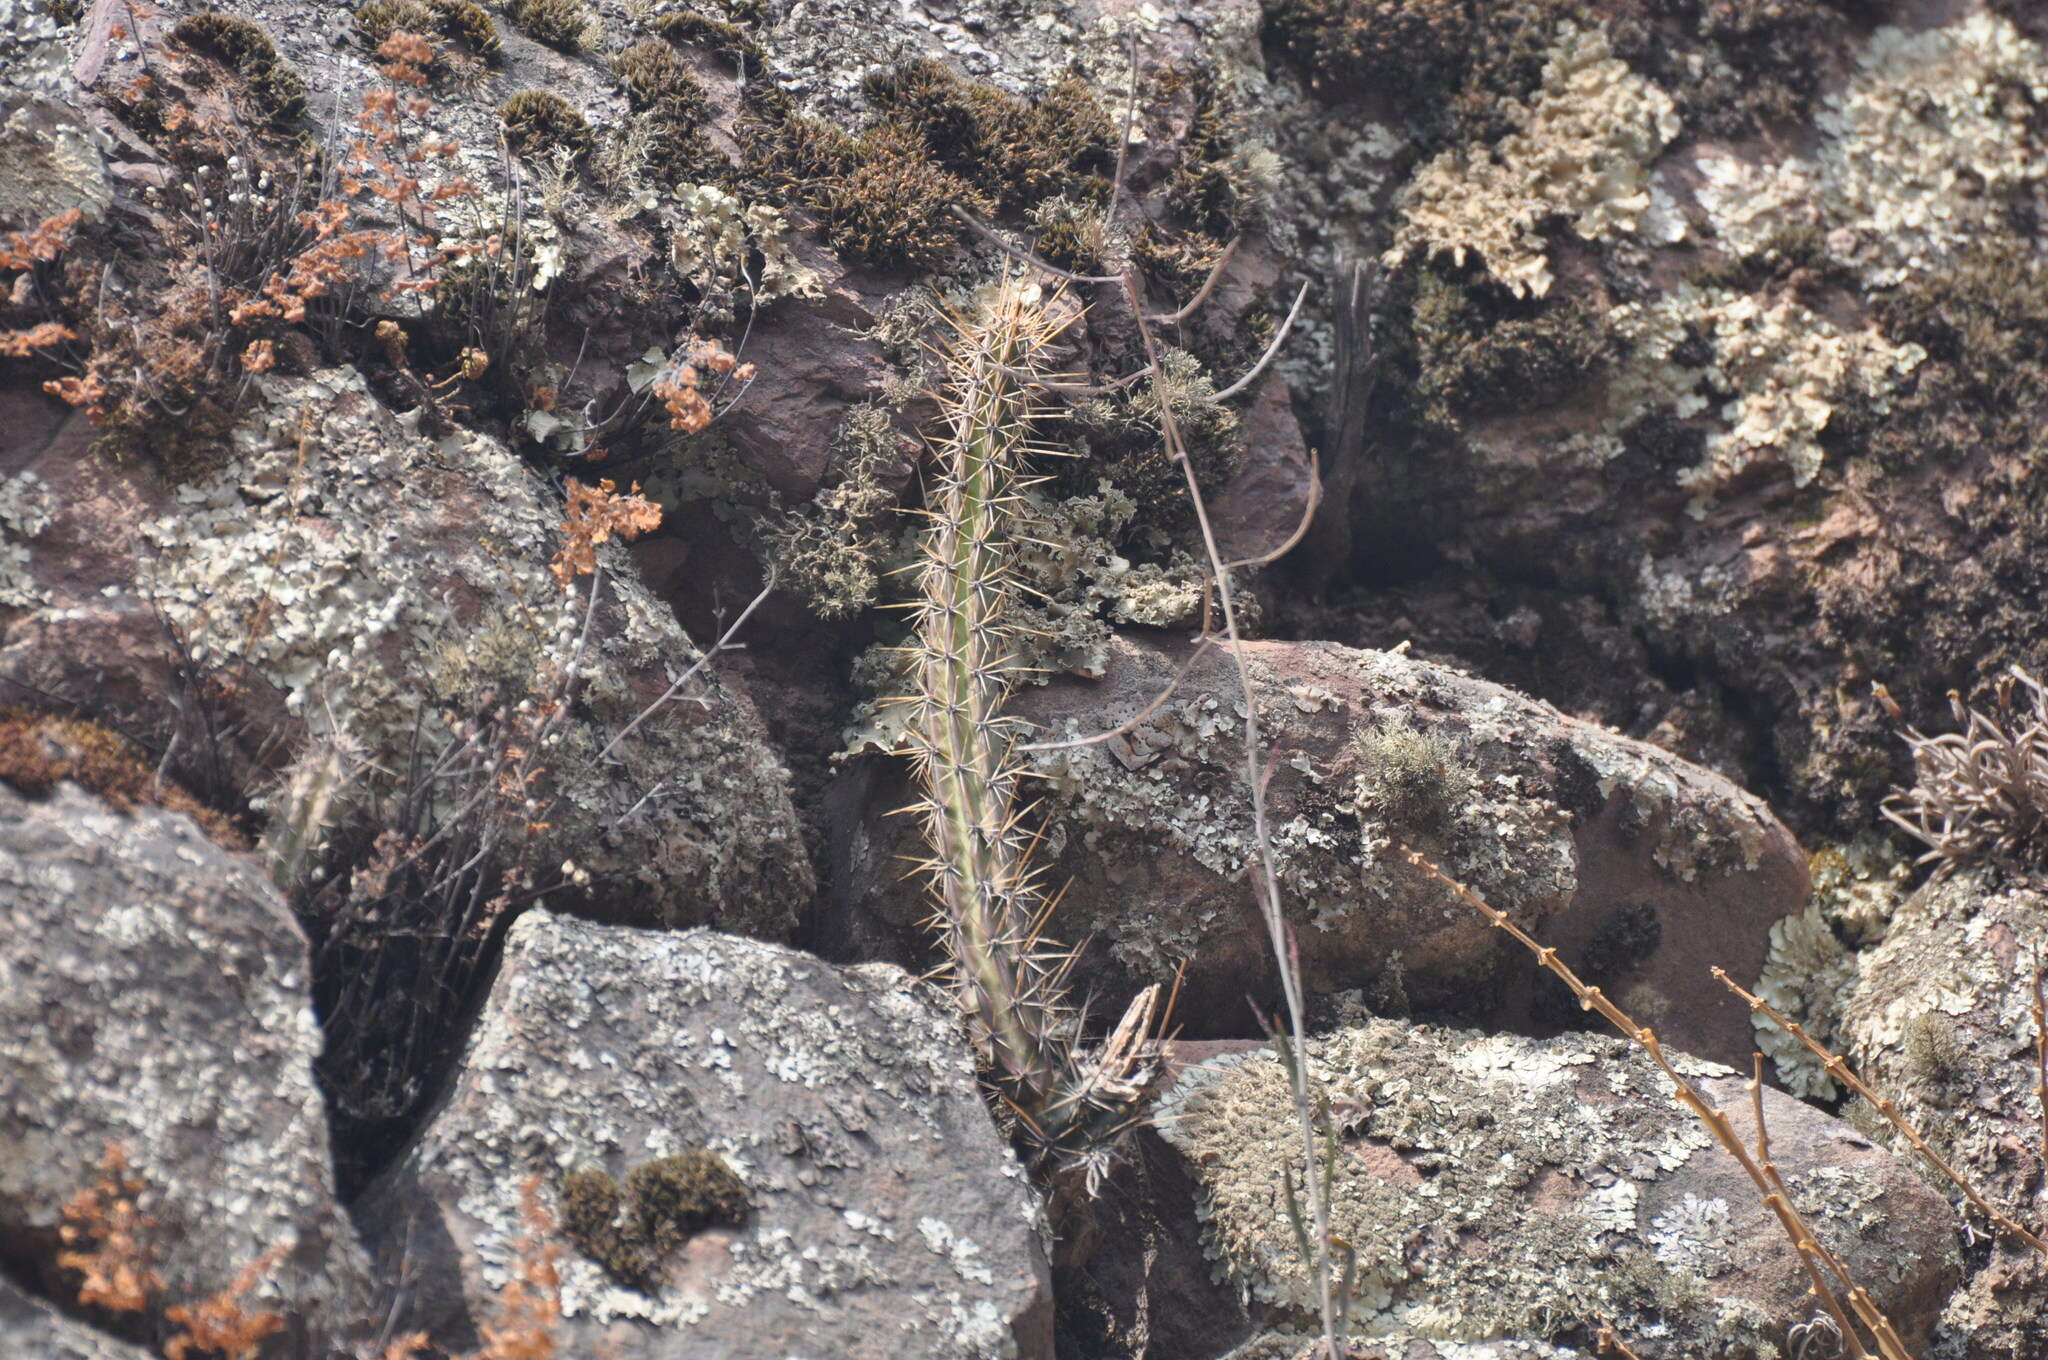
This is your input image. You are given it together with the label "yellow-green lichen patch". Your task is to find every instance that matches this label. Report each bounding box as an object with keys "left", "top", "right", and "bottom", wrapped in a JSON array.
[
  {"left": 1387, "top": 22, "right": 1681, "bottom": 300},
  {"left": 1608, "top": 285, "right": 1924, "bottom": 502},
  {"left": 668, "top": 181, "right": 822, "bottom": 322}
]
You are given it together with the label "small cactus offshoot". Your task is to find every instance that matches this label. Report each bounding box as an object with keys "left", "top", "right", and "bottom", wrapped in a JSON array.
[{"left": 902, "top": 272, "right": 1162, "bottom": 1174}]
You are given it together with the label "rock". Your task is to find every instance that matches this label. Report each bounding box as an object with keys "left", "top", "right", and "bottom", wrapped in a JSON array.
[
  {"left": 355, "top": 911, "right": 1053, "bottom": 1360},
  {"left": 1838, "top": 868, "right": 2048, "bottom": 1360},
  {"left": 0, "top": 783, "right": 371, "bottom": 1350},
  {"left": 0, "top": 0, "right": 111, "bottom": 231},
  {"left": 0, "top": 369, "right": 811, "bottom": 937},
  {"left": 1227, "top": 1337, "right": 1585, "bottom": 1360},
  {"left": 1155, "top": 1021, "right": 1963, "bottom": 1359},
  {"left": 837, "top": 633, "right": 1807, "bottom": 1066},
  {"left": 0, "top": 1275, "right": 156, "bottom": 1360}
]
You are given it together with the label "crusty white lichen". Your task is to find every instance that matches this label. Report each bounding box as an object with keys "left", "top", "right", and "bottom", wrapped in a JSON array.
[
  {"left": 1152, "top": 1022, "right": 1798, "bottom": 1353},
  {"left": 1609, "top": 284, "right": 1924, "bottom": 499},
  {"left": 1388, "top": 22, "right": 1680, "bottom": 299},
  {"left": 0, "top": 470, "right": 53, "bottom": 608},
  {"left": 0, "top": 0, "right": 111, "bottom": 227}
]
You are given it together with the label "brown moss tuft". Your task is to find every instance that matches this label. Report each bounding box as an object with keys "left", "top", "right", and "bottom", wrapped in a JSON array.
[
  {"left": 426, "top": 0, "right": 502, "bottom": 62},
  {"left": 656, "top": 10, "right": 765, "bottom": 66},
  {"left": 858, "top": 57, "right": 1112, "bottom": 215},
  {"left": 353, "top": 0, "right": 434, "bottom": 52},
  {"left": 559, "top": 1150, "right": 749, "bottom": 1292},
  {"left": 0, "top": 708, "right": 247, "bottom": 849},
  {"left": 171, "top": 12, "right": 308, "bottom": 123},
  {"left": 500, "top": 89, "right": 592, "bottom": 161},
  {"left": 617, "top": 37, "right": 706, "bottom": 117},
  {"left": 1408, "top": 264, "right": 1612, "bottom": 431},
  {"left": 508, "top": 0, "right": 588, "bottom": 51}
]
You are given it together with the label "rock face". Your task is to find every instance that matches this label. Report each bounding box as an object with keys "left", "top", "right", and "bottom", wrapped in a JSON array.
[
  {"left": 1837, "top": 869, "right": 2048, "bottom": 1360},
  {"left": 0, "top": 369, "right": 810, "bottom": 937},
  {"left": 838, "top": 633, "right": 1807, "bottom": 1066},
  {"left": 0, "top": 783, "right": 371, "bottom": 1349},
  {"left": 1156, "top": 1021, "right": 1962, "bottom": 1359},
  {"left": 0, "top": 1276, "right": 154, "bottom": 1360},
  {"left": 356, "top": 911, "right": 1052, "bottom": 1360}
]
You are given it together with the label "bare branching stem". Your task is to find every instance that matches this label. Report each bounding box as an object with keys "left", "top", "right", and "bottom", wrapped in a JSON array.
[{"left": 1714, "top": 967, "right": 2048, "bottom": 1258}]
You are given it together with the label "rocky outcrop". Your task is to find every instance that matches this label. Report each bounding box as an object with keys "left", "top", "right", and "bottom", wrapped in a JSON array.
[
  {"left": 355, "top": 911, "right": 1052, "bottom": 1360},
  {"left": 838, "top": 633, "right": 1807, "bottom": 1066},
  {"left": 1837, "top": 868, "right": 2048, "bottom": 1360},
  {"left": 0, "top": 369, "right": 810, "bottom": 936},
  {"left": 0, "top": 782, "right": 370, "bottom": 1350},
  {"left": 1156, "top": 1021, "right": 1963, "bottom": 1359}
]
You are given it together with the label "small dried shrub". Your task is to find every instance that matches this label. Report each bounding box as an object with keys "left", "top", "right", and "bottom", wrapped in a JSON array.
[
  {"left": 57, "top": 1143, "right": 160, "bottom": 1315},
  {"left": 500, "top": 89, "right": 591, "bottom": 160},
  {"left": 171, "top": 12, "right": 308, "bottom": 122},
  {"left": 163, "top": 1245, "right": 288, "bottom": 1360},
  {"left": 509, "top": 0, "right": 588, "bottom": 51},
  {"left": 0, "top": 707, "right": 248, "bottom": 848},
  {"left": 549, "top": 478, "right": 662, "bottom": 586},
  {"left": 1878, "top": 666, "right": 2048, "bottom": 874}
]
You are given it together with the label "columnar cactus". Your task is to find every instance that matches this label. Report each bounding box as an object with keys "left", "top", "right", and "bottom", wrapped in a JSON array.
[{"left": 903, "top": 274, "right": 1158, "bottom": 1165}]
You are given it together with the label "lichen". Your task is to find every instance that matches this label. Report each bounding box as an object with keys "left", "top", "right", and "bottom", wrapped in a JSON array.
[
  {"left": 761, "top": 401, "right": 901, "bottom": 619},
  {"left": 1388, "top": 22, "right": 1681, "bottom": 299},
  {"left": 668, "top": 181, "right": 822, "bottom": 320},
  {"left": 1151, "top": 1023, "right": 1799, "bottom": 1351},
  {"left": 0, "top": 470, "right": 52, "bottom": 609},
  {"left": 1609, "top": 285, "right": 1924, "bottom": 500}
]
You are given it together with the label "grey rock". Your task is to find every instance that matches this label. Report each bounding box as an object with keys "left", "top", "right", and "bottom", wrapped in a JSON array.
[
  {"left": 1226, "top": 1336, "right": 1586, "bottom": 1360},
  {"left": 1838, "top": 868, "right": 2048, "bottom": 1360},
  {"left": 0, "top": 1275, "right": 155, "bottom": 1360},
  {"left": 839, "top": 634, "right": 1808, "bottom": 1066},
  {"left": 355, "top": 910, "right": 1053, "bottom": 1360},
  {"left": 0, "top": 783, "right": 371, "bottom": 1350},
  {"left": 1156, "top": 1021, "right": 1962, "bottom": 1359},
  {"left": 0, "top": 368, "right": 811, "bottom": 936}
]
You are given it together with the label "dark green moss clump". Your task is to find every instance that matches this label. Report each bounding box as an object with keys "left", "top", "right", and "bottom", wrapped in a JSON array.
[
  {"left": 559, "top": 1151, "right": 751, "bottom": 1292},
  {"left": 500, "top": 89, "right": 592, "bottom": 160},
  {"left": 509, "top": 0, "right": 587, "bottom": 51},
  {"left": 1408, "top": 264, "right": 1611, "bottom": 431},
  {"left": 172, "top": 12, "right": 307, "bottom": 122},
  {"left": 656, "top": 10, "right": 765, "bottom": 66},
  {"left": 858, "top": 57, "right": 1112, "bottom": 215},
  {"left": 354, "top": 0, "right": 432, "bottom": 51},
  {"left": 426, "top": 0, "right": 502, "bottom": 62},
  {"left": 618, "top": 38, "right": 706, "bottom": 117}
]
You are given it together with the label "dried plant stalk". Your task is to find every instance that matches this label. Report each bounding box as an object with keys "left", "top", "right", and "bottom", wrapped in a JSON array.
[
  {"left": 1714, "top": 967, "right": 2048, "bottom": 1258},
  {"left": 1877, "top": 668, "right": 2048, "bottom": 874}
]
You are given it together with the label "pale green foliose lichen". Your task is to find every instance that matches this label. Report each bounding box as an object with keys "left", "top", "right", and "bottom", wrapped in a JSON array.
[
  {"left": 1388, "top": 22, "right": 1681, "bottom": 299},
  {"left": 670, "top": 182, "right": 822, "bottom": 318}
]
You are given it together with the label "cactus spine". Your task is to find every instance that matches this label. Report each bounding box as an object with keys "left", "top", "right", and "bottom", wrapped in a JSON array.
[{"left": 907, "top": 274, "right": 1157, "bottom": 1163}]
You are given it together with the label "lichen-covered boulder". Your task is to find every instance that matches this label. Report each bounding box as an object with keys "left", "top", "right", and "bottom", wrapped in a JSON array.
[
  {"left": 0, "top": 0, "right": 111, "bottom": 231},
  {"left": 1226, "top": 1336, "right": 1584, "bottom": 1360},
  {"left": 1156, "top": 1022, "right": 1962, "bottom": 1359},
  {"left": 1837, "top": 868, "right": 2048, "bottom": 1360},
  {"left": 0, "top": 782, "right": 371, "bottom": 1349},
  {"left": 839, "top": 633, "right": 1806, "bottom": 1066},
  {"left": 0, "top": 368, "right": 810, "bottom": 935},
  {"left": 355, "top": 910, "right": 1052, "bottom": 1360}
]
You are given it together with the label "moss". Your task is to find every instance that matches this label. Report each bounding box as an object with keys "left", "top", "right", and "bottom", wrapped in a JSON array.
[
  {"left": 617, "top": 37, "right": 705, "bottom": 118},
  {"left": 171, "top": 12, "right": 307, "bottom": 123},
  {"left": 1165, "top": 71, "right": 1277, "bottom": 240},
  {"left": 500, "top": 90, "right": 591, "bottom": 161},
  {"left": 508, "top": 0, "right": 587, "bottom": 51},
  {"left": 353, "top": 0, "right": 433, "bottom": 51},
  {"left": 628, "top": 1151, "right": 751, "bottom": 1254},
  {"left": 1351, "top": 714, "right": 1475, "bottom": 832},
  {"left": 857, "top": 57, "right": 1113, "bottom": 216},
  {"left": 1673, "top": 0, "right": 1853, "bottom": 137},
  {"left": 425, "top": 0, "right": 501, "bottom": 62},
  {"left": 559, "top": 1150, "right": 749, "bottom": 1292},
  {"left": 0, "top": 707, "right": 246, "bottom": 850},
  {"left": 1409, "top": 263, "right": 1612, "bottom": 431},
  {"left": 767, "top": 116, "right": 990, "bottom": 272},
  {"left": 1262, "top": 0, "right": 1471, "bottom": 112},
  {"left": 656, "top": 10, "right": 764, "bottom": 66}
]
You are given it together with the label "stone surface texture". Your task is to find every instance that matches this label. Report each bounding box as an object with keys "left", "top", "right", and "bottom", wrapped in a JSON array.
[{"left": 356, "top": 911, "right": 1053, "bottom": 1360}]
